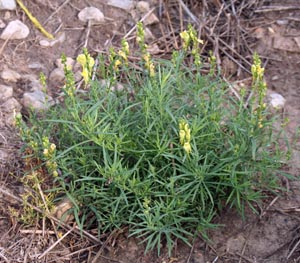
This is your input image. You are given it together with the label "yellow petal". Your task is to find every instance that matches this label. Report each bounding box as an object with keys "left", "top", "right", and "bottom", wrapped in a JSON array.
[
  {"left": 179, "top": 130, "right": 186, "bottom": 145},
  {"left": 77, "top": 54, "right": 86, "bottom": 66},
  {"left": 183, "top": 142, "right": 191, "bottom": 154},
  {"left": 81, "top": 68, "right": 89, "bottom": 84}
]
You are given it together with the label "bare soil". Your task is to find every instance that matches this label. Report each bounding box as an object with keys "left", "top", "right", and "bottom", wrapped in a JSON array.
[{"left": 0, "top": 0, "right": 300, "bottom": 262}]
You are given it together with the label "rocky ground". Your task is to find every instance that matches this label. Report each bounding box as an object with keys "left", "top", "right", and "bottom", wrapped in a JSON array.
[{"left": 0, "top": 0, "right": 300, "bottom": 262}]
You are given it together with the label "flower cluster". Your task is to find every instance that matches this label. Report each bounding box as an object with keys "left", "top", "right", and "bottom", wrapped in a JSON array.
[
  {"left": 77, "top": 48, "right": 95, "bottom": 86},
  {"left": 136, "top": 21, "right": 146, "bottom": 53},
  {"left": 180, "top": 24, "right": 203, "bottom": 66},
  {"left": 118, "top": 38, "right": 130, "bottom": 63},
  {"left": 143, "top": 52, "right": 155, "bottom": 77},
  {"left": 179, "top": 119, "right": 192, "bottom": 154},
  {"left": 42, "top": 137, "right": 58, "bottom": 177},
  {"left": 62, "top": 54, "right": 76, "bottom": 97},
  {"left": 208, "top": 51, "right": 217, "bottom": 76},
  {"left": 136, "top": 22, "right": 155, "bottom": 77},
  {"left": 251, "top": 53, "right": 267, "bottom": 129}
]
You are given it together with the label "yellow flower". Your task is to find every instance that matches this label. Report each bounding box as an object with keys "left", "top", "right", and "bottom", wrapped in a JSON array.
[
  {"left": 185, "top": 128, "right": 191, "bottom": 142},
  {"left": 143, "top": 53, "right": 150, "bottom": 63},
  {"left": 179, "top": 130, "right": 186, "bottom": 145},
  {"left": 118, "top": 50, "right": 127, "bottom": 61},
  {"left": 149, "top": 63, "right": 155, "bottom": 77},
  {"left": 76, "top": 54, "right": 86, "bottom": 66},
  {"left": 114, "top": 59, "right": 122, "bottom": 70},
  {"left": 87, "top": 55, "right": 95, "bottom": 70},
  {"left": 183, "top": 142, "right": 192, "bottom": 154},
  {"left": 180, "top": 30, "right": 189, "bottom": 43},
  {"left": 50, "top": 143, "right": 56, "bottom": 152},
  {"left": 53, "top": 171, "right": 58, "bottom": 177},
  {"left": 77, "top": 51, "right": 95, "bottom": 85},
  {"left": 43, "top": 149, "right": 49, "bottom": 156},
  {"left": 196, "top": 38, "right": 204, "bottom": 44},
  {"left": 81, "top": 67, "right": 90, "bottom": 84}
]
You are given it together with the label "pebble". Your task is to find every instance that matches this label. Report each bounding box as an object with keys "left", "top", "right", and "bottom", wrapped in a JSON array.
[
  {"left": 1, "top": 68, "right": 21, "bottom": 82},
  {"left": 0, "top": 84, "right": 13, "bottom": 100},
  {"left": 276, "top": 19, "right": 289, "bottom": 26},
  {"left": 0, "top": 19, "right": 30, "bottom": 40},
  {"left": 22, "top": 74, "right": 44, "bottom": 91},
  {"left": 267, "top": 92, "right": 286, "bottom": 110},
  {"left": 22, "top": 90, "right": 54, "bottom": 111},
  {"left": 1, "top": 97, "right": 21, "bottom": 112},
  {"left": 39, "top": 32, "right": 66, "bottom": 47},
  {"left": 0, "top": 0, "right": 16, "bottom": 10},
  {"left": 52, "top": 198, "right": 74, "bottom": 223},
  {"left": 49, "top": 68, "right": 65, "bottom": 84},
  {"left": 1, "top": 97, "right": 22, "bottom": 125},
  {"left": 107, "top": 0, "right": 134, "bottom": 11},
  {"left": 78, "top": 7, "right": 105, "bottom": 24},
  {"left": 0, "top": 149, "right": 9, "bottom": 162},
  {"left": 136, "top": 1, "right": 150, "bottom": 13},
  {"left": 28, "top": 62, "right": 46, "bottom": 71}
]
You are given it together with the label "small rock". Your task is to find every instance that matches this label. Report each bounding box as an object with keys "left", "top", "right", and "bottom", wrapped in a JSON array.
[
  {"left": 0, "top": 20, "right": 29, "bottom": 40},
  {"left": 276, "top": 19, "right": 288, "bottom": 26},
  {"left": 28, "top": 62, "right": 45, "bottom": 70},
  {"left": 0, "top": 19, "right": 6, "bottom": 29},
  {"left": 1, "top": 97, "right": 22, "bottom": 125},
  {"left": 267, "top": 92, "right": 286, "bottom": 110},
  {"left": 55, "top": 57, "right": 75, "bottom": 71},
  {"left": 30, "top": 80, "right": 44, "bottom": 91},
  {"left": 0, "top": 0, "right": 16, "bottom": 10},
  {"left": 22, "top": 90, "right": 54, "bottom": 111},
  {"left": 191, "top": 252, "right": 205, "bottom": 263},
  {"left": 111, "top": 83, "right": 124, "bottom": 92},
  {"left": 49, "top": 68, "right": 65, "bottom": 84},
  {"left": 1, "top": 97, "right": 21, "bottom": 112},
  {"left": 107, "top": 0, "right": 134, "bottom": 11},
  {"left": 0, "top": 149, "right": 9, "bottom": 162},
  {"left": 226, "top": 234, "right": 246, "bottom": 253},
  {"left": 136, "top": 1, "right": 150, "bottom": 13},
  {"left": 1, "top": 68, "right": 21, "bottom": 82},
  {"left": 144, "top": 13, "right": 159, "bottom": 26},
  {"left": 78, "top": 7, "right": 105, "bottom": 24},
  {"left": 0, "top": 84, "right": 13, "bottom": 100},
  {"left": 52, "top": 198, "right": 74, "bottom": 223},
  {"left": 253, "top": 27, "right": 265, "bottom": 39},
  {"left": 39, "top": 39, "right": 51, "bottom": 47},
  {"left": 22, "top": 75, "right": 44, "bottom": 91},
  {"left": 39, "top": 32, "right": 66, "bottom": 47}
]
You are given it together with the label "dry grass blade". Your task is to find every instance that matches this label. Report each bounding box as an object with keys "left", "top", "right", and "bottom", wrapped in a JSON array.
[
  {"left": 255, "top": 5, "right": 300, "bottom": 13},
  {"left": 287, "top": 238, "right": 300, "bottom": 260},
  {"left": 0, "top": 186, "right": 101, "bottom": 244},
  {"left": 38, "top": 227, "right": 74, "bottom": 259},
  {"left": 0, "top": 250, "right": 10, "bottom": 263}
]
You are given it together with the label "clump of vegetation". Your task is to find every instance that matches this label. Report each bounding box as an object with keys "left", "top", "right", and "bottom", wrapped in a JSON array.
[{"left": 16, "top": 23, "right": 287, "bottom": 255}]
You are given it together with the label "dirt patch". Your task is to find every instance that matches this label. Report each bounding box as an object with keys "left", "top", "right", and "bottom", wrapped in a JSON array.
[{"left": 0, "top": 0, "right": 300, "bottom": 262}]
